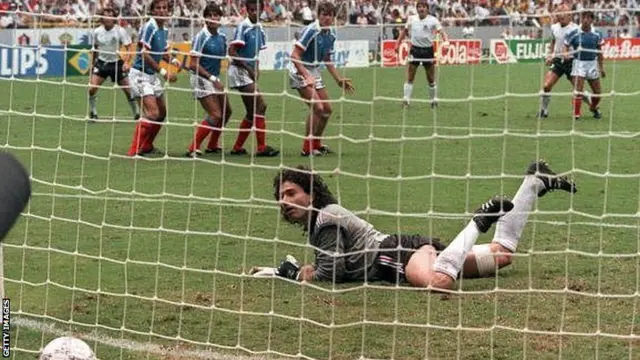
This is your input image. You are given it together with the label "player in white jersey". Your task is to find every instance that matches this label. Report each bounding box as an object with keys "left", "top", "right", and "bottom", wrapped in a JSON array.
[
  {"left": 538, "top": 4, "right": 590, "bottom": 118},
  {"left": 395, "top": 0, "right": 448, "bottom": 108},
  {"left": 88, "top": 7, "right": 139, "bottom": 121}
]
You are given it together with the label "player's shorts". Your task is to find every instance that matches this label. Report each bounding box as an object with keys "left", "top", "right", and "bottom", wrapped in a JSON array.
[
  {"left": 409, "top": 46, "right": 435, "bottom": 67},
  {"left": 227, "top": 64, "right": 254, "bottom": 89},
  {"left": 93, "top": 59, "right": 128, "bottom": 83},
  {"left": 375, "top": 234, "right": 446, "bottom": 283},
  {"left": 288, "top": 63, "right": 324, "bottom": 90},
  {"left": 571, "top": 59, "right": 600, "bottom": 80},
  {"left": 129, "top": 68, "right": 163, "bottom": 98},
  {"left": 549, "top": 57, "right": 573, "bottom": 80},
  {"left": 190, "top": 74, "right": 221, "bottom": 99}
]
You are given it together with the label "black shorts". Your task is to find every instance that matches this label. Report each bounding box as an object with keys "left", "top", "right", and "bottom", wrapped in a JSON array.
[
  {"left": 409, "top": 46, "right": 435, "bottom": 67},
  {"left": 550, "top": 57, "right": 573, "bottom": 80},
  {"left": 93, "top": 59, "right": 128, "bottom": 83},
  {"left": 375, "top": 234, "right": 446, "bottom": 283}
]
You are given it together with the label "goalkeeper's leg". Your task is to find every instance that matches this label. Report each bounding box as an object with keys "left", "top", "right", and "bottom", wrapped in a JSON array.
[
  {"left": 462, "top": 161, "right": 578, "bottom": 278},
  {"left": 405, "top": 196, "right": 513, "bottom": 290}
]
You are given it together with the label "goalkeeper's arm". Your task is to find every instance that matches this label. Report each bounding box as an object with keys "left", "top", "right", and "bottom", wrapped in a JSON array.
[{"left": 311, "top": 225, "right": 347, "bottom": 283}]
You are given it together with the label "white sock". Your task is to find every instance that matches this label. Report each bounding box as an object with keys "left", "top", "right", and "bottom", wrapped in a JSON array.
[
  {"left": 541, "top": 95, "right": 551, "bottom": 112},
  {"left": 433, "top": 221, "right": 481, "bottom": 279},
  {"left": 428, "top": 83, "right": 436, "bottom": 100},
  {"left": 89, "top": 95, "right": 97, "bottom": 114},
  {"left": 128, "top": 97, "right": 140, "bottom": 117},
  {"left": 493, "top": 176, "right": 546, "bottom": 252},
  {"left": 403, "top": 82, "right": 413, "bottom": 101}
]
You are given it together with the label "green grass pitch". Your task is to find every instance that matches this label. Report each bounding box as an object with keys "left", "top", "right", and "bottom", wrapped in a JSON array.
[{"left": 1, "top": 61, "right": 640, "bottom": 360}]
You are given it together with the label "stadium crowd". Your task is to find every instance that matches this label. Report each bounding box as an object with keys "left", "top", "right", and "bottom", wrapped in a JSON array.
[{"left": 0, "top": 0, "right": 639, "bottom": 33}]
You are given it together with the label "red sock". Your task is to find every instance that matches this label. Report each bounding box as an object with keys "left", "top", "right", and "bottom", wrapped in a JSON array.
[
  {"left": 146, "top": 123, "right": 162, "bottom": 148},
  {"left": 572, "top": 97, "right": 582, "bottom": 117},
  {"left": 128, "top": 121, "right": 151, "bottom": 156},
  {"left": 233, "top": 119, "right": 252, "bottom": 151},
  {"left": 590, "top": 94, "right": 601, "bottom": 110},
  {"left": 207, "top": 126, "right": 222, "bottom": 150},
  {"left": 188, "top": 120, "right": 212, "bottom": 152},
  {"left": 254, "top": 114, "right": 266, "bottom": 152},
  {"left": 302, "top": 136, "right": 313, "bottom": 153},
  {"left": 313, "top": 139, "right": 322, "bottom": 150}
]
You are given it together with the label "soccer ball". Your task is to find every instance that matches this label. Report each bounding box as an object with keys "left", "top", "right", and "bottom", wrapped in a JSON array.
[{"left": 39, "top": 336, "right": 97, "bottom": 360}]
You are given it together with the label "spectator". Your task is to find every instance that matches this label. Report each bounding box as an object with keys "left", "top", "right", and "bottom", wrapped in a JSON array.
[{"left": 300, "top": 1, "right": 313, "bottom": 24}]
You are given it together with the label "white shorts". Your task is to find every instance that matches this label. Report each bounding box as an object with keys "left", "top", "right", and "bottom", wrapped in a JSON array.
[
  {"left": 288, "top": 63, "right": 324, "bottom": 90},
  {"left": 129, "top": 68, "right": 164, "bottom": 98},
  {"left": 227, "top": 64, "right": 254, "bottom": 89},
  {"left": 190, "top": 74, "right": 220, "bottom": 99},
  {"left": 571, "top": 59, "right": 600, "bottom": 80}
]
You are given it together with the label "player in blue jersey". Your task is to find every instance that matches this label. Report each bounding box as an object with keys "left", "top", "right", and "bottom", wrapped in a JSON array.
[
  {"left": 288, "top": 1, "right": 354, "bottom": 156},
  {"left": 227, "top": 0, "right": 279, "bottom": 157},
  {"left": 564, "top": 11, "right": 604, "bottom": 121},
  {"left": 127, "top": 0, "right": 181, "bottom": 157},
  {"left": 185, "top": 4, "right": 233, "bottom": 157}
]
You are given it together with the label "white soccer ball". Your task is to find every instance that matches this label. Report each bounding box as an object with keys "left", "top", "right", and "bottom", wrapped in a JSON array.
[{"left": 39, "top": 336, "right": 97, "bottom": 360}]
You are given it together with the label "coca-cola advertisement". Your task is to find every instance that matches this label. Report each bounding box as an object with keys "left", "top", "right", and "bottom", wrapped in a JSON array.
[
  {"left": 381, "top": 39, "right": 482, "bottom": 67},
  {"left": 601, "top": 38, "right": 640, "bottom": 60}
]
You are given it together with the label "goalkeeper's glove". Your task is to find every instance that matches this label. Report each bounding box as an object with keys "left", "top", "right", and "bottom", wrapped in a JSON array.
[{"left": 276, "top": 255, "right": 301, "bottom": 280}]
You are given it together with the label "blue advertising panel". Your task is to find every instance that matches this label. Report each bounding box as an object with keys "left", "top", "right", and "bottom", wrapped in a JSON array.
[{"left": 0, "top": 45, "right": 65, "bottom": 77}]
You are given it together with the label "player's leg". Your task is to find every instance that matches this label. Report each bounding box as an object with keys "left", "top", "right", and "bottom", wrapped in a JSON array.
[
  {"left": 186, "top": 94, "right": 227, "bottom": 157},
  {"left": 205, "top": 94, "right": 232, "bottom": 153},
  {"left": 405, "top": 196, "right": 514, "bottom": 290},
  {"left": 571, "top": 76, "right": 585, "bottom": 120},
  {"left": 128, "top": 95, "right": 160, "bottom": 156},
  {"left": 143, "top": 94, "right": 167, "bottom": 153},
  {"left": 461, "top": 160, "right": 578, "bottom": 278},
  {"left": 539, "top": 70, "right": 561, "bottom": 118},
  {"left": 88, "top": 73, "right": 106, "bottom": 121},
  {"left": 564, "top": 62, "right": 591, "bottom": 107},
  {"left": 232, "top": 84, "right": 278, "bottom": 157},
  {"left": 117, "top": 76, "right": 140, "bottom": 120},
  {"left": 587, "top": 77, "right": 602, "bottom": 119},
  {"left": 310, "top": 86, "right": 333, "bottom": 154},
  {"left": 402, "top": 63, "right": 418, "bottom": 106},
  {"left": 424, "top": 60, "right": 437, "bottom": 108}
]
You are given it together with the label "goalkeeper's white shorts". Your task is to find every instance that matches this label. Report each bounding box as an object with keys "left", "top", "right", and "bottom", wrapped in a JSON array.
[
  {"left": 227, "top": 64, "right": 254, "bottom": 89},
  {"left": 288, "top": 63, "right": 324, "bottom": 90},
  {"left": 129, "top": 68, "right": 164, "bottom": 98},
  {"left": 190, "top": 74, "right": 221, "bottom": 99},
  {"left": 571, "top": 59, "right": 600, "bottom": 80}
]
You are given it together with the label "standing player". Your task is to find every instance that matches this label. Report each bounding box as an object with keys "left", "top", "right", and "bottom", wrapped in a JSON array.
[
  {"left": 89, "top": 7, "right": 139, "bottom": 121},
  {"left": 288, "top": 1, "right": 354, "bottom": 157},
  {"left": 252, "top": 160, "right": 577, "bottom": 289},
  {"left": 227, "top": 0, "right": 279, "bottom": 157},
  {"left": 127, "top": 0, "right": 180, "bottom": 157},
  {"left": 395, "top": 0, "right": 448, "bottom": 107},
  {"left": 538, "top": 4, "right": 590, "bottom": 118},
  {"left": 564, "top": 11, "right": 604, "bottom": 121},
  {"left": 185, "top": 4, "right": 233, "bottom": 157}
]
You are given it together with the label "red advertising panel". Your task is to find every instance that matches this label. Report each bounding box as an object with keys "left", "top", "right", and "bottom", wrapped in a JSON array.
[
  {"left": 381, "top": 39, "right": 482, "bottom": 67},
  {"left": 601, "top": 38, "right": 640, "bottom": 60}
]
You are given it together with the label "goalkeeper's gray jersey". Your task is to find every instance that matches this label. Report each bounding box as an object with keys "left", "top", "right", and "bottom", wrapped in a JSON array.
[{"left": 310, "top": 204, "right": 388, "bottom": 282}]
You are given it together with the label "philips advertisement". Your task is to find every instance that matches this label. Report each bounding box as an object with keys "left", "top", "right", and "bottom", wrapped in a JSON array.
[{"left": 0, "top": 45, "right": 66, "bottom": 77}]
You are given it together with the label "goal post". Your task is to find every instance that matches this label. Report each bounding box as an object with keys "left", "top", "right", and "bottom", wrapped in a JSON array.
[{"left": 1, "top": 6, "right": 640, "bottom": 360}]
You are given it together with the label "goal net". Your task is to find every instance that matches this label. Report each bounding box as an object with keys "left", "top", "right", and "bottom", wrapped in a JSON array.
[{"left": 1, "top": 5, "right": 640, "bottom": 360}]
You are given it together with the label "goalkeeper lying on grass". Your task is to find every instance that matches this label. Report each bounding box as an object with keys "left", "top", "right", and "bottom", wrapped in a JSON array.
[{"left": 252, "top": 161, "right": 576, "bottom": 290}]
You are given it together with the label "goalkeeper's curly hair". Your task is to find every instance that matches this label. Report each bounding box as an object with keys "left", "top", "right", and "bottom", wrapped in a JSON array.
[{"left": 273, "top": 165, "right": 337, "bottom": 231}]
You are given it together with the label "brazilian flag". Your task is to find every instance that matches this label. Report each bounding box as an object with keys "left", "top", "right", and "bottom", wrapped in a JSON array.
[{"left": 66, "top": 45, "right": 93, "bottom": 77}]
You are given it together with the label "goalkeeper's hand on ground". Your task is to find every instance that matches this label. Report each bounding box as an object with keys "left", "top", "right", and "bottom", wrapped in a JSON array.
[
  {"left": 277, "top": 255, "right": 301, "bottom": 280},
  {"left": 250, "top": 255, "right": 301, "bottom": 280}
]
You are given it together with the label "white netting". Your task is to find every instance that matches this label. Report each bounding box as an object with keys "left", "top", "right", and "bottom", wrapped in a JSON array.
[{"left": 1, "top": 5, "right": 640, "bottom": 360}]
